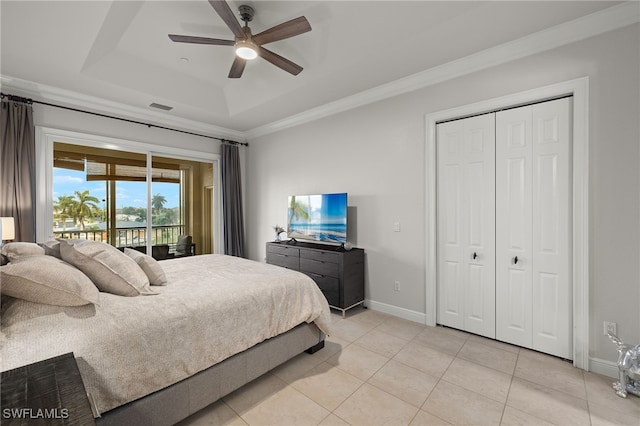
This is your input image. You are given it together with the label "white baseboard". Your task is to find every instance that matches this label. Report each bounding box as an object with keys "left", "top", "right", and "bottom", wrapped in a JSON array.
[
  {"left": 589, "top": 357, "right": 618, "bottom": 378},
  {"left": 365, "top": 299, "right": 426, "bottom": 325},
  {"left": 365, "top": 300, "right": 620, "bottom": 380}
]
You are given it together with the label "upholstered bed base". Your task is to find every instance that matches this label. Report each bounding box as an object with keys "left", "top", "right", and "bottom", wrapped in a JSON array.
[{"left": 96, "top": 323, "right": 325, "bottom": 426}]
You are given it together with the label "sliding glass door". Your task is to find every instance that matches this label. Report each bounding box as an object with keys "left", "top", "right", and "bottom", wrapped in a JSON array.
[
  {"left": 150, "top": 154, "right": 215, "bottom": 257},
  {"left": 52, "top": 141, "right": 215, "bottom": 258}
]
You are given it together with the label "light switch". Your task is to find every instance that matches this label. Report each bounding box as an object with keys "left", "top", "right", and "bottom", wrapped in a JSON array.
[{"left": 393, "top": 222, "right": 400, "bottom": 232}]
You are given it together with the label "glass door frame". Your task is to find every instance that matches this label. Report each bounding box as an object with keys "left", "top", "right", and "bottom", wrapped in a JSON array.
[{"left": 36, "top": 127, "right": 223, "bottom": 255}]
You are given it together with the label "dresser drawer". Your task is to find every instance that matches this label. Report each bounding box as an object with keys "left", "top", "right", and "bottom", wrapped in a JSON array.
[
  {"left": 267, "top": 244, "right": 299, "bottom": 257},
  {"left": 304, "top": 272, "right": 340, "bottom": 306},
  {"left": 300, "top": 257, "right": 339, "bottom": 278},
  {"left": 300, "top": 249, "right": 340, "bottom": 263},
  {"left": 266, "top": 252, "right": 299, "bottom": 270}
]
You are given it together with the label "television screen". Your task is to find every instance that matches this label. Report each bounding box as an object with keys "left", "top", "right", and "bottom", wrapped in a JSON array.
[{"left": 287, "top": 193, "right": 347, "bottom": 244}]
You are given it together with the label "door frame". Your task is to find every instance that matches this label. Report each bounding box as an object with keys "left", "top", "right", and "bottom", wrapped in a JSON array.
[
  {"left": 425, "top": 77, "right": 589, "bottom": 369},
  {"left": 203, "top": 185, "right": 214, "bottom": 254}
]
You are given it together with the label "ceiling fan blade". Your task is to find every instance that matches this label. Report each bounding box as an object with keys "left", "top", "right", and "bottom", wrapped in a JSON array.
[
  {"left": 168, "top": 34, "right": 234, "bottom": 46},
  {"left": 253, "top": 16, "right": 311, "bottom": 45},
  {"left": 258, "top": 46, "right": 303, "bottom": 76},
  {"left": 228, "top": 56, "right": 246, "bottom": 78},
  {"left": 208, "top": 0, "right": 244, "bottom": 39}
]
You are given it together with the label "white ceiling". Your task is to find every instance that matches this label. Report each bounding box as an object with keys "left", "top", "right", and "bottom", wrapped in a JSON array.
[{"left": 0, "top": 1, "right": 628, "bottom": 137}]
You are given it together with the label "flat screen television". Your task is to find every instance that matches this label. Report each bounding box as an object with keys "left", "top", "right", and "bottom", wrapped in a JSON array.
[{"left": 287, "top": 193, "right": 347, "bottom": 244}]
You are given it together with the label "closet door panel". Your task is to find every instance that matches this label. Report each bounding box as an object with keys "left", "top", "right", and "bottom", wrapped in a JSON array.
[
  {"left": 463, "top": 115, "right": 495, "bottom": 338},
  {"left": 441, "top": 260, "right": 463, "bottom": 322},
  {"left": 496, "top": 107, "right": 532, "bottom": 347},
  {"left": 531, "top": 98, "right": 571, "bottom": 359},
  {"left": 466, "top": 264, "right": 488, "bottom": 325},
  {"left": 437, "top": 115, "right": 495, "bottom": 337},
  {"left": 437, "top": 121, "right": 465, "bottom": 329},
  {"left": 465, "top": 161, "right": 486, "bottom": 327},
  {"left": 505, "top": 269, "right": 528, "bottom": 332},
  {"left": 537, "top": 272, "right": 561, "bottom": 337}
]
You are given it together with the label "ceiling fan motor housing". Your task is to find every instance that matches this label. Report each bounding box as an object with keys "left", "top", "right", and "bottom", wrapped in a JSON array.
[{"left": 238, "top": 5, "right": 254, "bottom": 23}]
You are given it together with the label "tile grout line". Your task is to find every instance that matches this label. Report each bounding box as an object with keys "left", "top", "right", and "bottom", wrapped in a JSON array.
[
  {"left": 181, "top": 310, "right": 637, "bottom": 426},
  {"left": 333, "top": 315, "right": 433, "bottom": 425},
  {"left": 499, "top": 349, "right": 519, "bottom": 426}
]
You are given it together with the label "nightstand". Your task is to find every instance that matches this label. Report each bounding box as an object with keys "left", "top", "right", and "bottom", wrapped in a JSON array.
[{"left": 1, "top": 352, "right": 96, "bottom": 425}]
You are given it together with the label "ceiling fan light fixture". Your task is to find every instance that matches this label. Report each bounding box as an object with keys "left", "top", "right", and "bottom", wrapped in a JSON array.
[
  {"left": 168, "top": 0, "right": 310, "bottom": 77},
  {"left": 235, "top": 40, "right": 258, "bottom": 60}
]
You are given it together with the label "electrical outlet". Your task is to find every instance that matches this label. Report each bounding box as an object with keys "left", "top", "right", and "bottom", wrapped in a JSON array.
[
  {"left": 603, "top": 321, "right": 617, "bottom": 336},
  {"left": 394, "top": 280, "right": 400, "bottom": 292}
]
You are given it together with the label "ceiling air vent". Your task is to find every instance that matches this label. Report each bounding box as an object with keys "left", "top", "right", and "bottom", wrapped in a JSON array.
[{"left": 149, "top": 103, "right": 173, "bottom": 111}]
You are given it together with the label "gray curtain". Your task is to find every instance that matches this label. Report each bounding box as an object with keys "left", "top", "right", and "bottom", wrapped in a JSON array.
[
  {"left": 221, "top": 143, "right": 245, "bottom": 257},
  {"left": 0, "top": 99, "right": 36, "bottom": 242}
]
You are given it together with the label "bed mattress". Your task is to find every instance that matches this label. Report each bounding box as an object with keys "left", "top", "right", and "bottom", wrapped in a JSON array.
[{"left": 0, "top": 254, "right": 331, "bottom": 414}]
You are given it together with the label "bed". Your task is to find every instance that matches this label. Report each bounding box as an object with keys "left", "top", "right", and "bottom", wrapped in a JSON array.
[{"left": 0, "top": 241, "right": 331, "bottom": 425}]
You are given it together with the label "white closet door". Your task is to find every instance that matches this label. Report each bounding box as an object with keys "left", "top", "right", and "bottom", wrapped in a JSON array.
[
  {"left": 495, "top": 107, "right": 533, "bottom": 348},
  {"left": 531, "top": 98, "right": 572, "bottom": 359},
  {"left": 437, "top": 120, "right": 465, "bottom": 331},
  {"left": 496, "top": 98, "right": 571, "bottom": 359},
  {"left": 437, "top": 114, "right": 495, "bottom": 338}
]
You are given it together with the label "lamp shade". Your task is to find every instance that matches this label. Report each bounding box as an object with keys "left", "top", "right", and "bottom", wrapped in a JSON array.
[{"left": 1, "top": 217, "right": 15, "bottom": 241}]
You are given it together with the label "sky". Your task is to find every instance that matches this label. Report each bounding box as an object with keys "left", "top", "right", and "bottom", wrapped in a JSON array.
[{"left": 54, "top": 168, "right": 180, "bottom": 209}]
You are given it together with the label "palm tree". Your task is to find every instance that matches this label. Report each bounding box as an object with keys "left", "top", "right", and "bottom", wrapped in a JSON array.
[
  {"left": 54, "top": 195, "right": 76, "bottom": 230},
  {"left": 73, "top": 190, "right": 100, "bottom": 230},
  {"left": 287, "top": 196, "right": 311, "bottom": 230},
  {"left": 152, "top": 194, "right": 167, "bottom": 216},
  {"left": 156, "top": 208, "right": 175, "bottom": 225}
]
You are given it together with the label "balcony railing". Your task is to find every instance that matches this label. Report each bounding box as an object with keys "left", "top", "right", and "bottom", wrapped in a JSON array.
[{"left": 53, "top": 225, "right": 186, "bottom": 248}]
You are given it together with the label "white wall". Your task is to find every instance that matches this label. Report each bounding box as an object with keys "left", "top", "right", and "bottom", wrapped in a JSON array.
[
  {"left": 30, "top": 103, "right": 222, "bottom": 155},
  {"left": 245, "top": 24, "right": 640, "bottom": 365}
]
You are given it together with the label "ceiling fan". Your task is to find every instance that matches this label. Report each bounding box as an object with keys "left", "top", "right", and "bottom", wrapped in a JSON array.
[{"left": 169, "top": 0, "right": 311, "bottom": 78}]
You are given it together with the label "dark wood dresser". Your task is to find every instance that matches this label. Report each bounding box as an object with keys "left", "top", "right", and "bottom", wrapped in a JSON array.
[{"left": 266, "top": 241, "right": 365, "bottom": 316}]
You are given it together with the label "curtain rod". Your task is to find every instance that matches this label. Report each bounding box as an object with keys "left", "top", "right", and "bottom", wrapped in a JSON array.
[{"left": 0, "top": 92, "right": 248, "bottom": 147}]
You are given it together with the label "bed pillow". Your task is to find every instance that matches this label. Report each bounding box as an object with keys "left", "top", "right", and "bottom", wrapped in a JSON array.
[
  {"left": 38, "top": 240, "right": 62, "bottom": 259},
  {"left": 0, "top": 255, "right": 99, "bottom": 306},
  {"left": 124, "top": 248, "right": 168, "bottom": 286},
  {"left": 0, "top": 242, "right": 45, "bottom": 262},
  {"left": 59, "top": 239, "right": 156, "bottom": 297}
]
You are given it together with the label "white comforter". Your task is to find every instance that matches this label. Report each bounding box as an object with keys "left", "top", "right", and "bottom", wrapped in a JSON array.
[{"left": 0, "top": 254, "right": 331, "bottom": 414}]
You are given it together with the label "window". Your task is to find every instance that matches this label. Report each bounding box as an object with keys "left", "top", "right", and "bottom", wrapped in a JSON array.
[{"left": 38, "top": 128, "right": 221, "bottom": 257}]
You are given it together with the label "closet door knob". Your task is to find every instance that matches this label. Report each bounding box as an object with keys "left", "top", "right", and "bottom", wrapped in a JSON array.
[
  {"left": 472, "top": 252, "right": 478, "bottom": 260},
  {"left": 514, "top": 256, "right": 519, "bottom": 264}
]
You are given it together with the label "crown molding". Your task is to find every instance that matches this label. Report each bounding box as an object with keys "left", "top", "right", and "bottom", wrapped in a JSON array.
[
  {"left": 245, "top": 1, "right": 639, "bottom": 139},
  {"left": 1, "top": 2, "right": 638, "bottom": 142},
  {"left": 0, "top": 75, "right": 246, "bottom": 142}
]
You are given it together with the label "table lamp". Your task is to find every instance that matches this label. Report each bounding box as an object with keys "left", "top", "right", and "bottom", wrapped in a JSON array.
[{"left": 1, "top": 217, "right": 15, "bottom": 245}]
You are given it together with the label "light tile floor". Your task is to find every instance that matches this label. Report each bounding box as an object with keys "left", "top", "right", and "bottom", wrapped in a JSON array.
[{"left": 179, "top": 308, "right": 640, "bottom": 426}]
